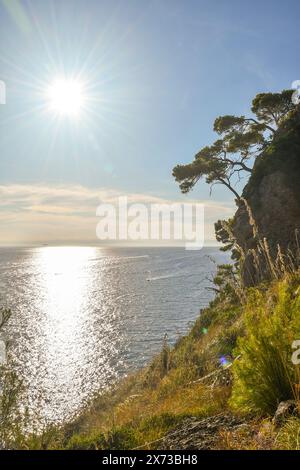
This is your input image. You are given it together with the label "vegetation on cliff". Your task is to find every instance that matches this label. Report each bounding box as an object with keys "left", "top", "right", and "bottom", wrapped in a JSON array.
[
  {"left": 5, "top": 269, "right": 295, "bottom": 450},
  {"left": 2, "top": 266, "right": 300, "bottom": 449}
]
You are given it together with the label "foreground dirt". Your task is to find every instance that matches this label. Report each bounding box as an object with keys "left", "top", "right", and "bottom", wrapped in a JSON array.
[{"left": 159, "top": 413, "right": 256, "bottom": 450}]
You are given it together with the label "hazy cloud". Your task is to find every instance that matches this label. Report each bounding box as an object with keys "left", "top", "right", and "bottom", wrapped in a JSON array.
[{"left": 0, "top": 183, "right": 235, "bottom": 245}]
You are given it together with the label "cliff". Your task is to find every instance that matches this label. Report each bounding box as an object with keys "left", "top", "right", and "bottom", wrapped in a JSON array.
[{"left": 232, "top": 106, "right": 300, "bottom": 286}]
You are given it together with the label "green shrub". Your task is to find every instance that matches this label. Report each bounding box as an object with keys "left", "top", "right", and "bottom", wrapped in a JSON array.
[
  {"left": 139, "top": 413, "right": 182, "bottom": 434},
  {"left": 230, "top": 276, "right": 300, "bottom": 414},
  {"left": 0, "top": 366, "right": 26, "bottom": 449},
  {"left": 66, "top": 432, "right": 106, "bottom": 450},
  {"left": 66, "top": 427, "right": 137, "bottom": 450},
  {"left": 215, "top": 324, "right": 243, "bottom": 357},
  {"left": 105, "top": 426, "right": 137, "bottom": 450},
  {"left": 191, "top": 308, "right": 217, "bottom": 339}
]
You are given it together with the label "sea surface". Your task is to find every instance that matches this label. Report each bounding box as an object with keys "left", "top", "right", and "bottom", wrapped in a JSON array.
[{"left": 0, "top": 246, "right": 228, "bottom": 424}]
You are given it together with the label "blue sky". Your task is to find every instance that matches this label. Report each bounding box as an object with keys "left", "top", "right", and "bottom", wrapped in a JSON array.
[{"left": 0, "top": 0, "right": 299, "bottom": 244}]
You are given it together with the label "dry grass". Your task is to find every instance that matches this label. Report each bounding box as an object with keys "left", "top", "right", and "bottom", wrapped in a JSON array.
[
  {"left": 216, "top": 419, "right": 276, "bottom": 450},
  {"left": 275, "top": 417, "right": 300, "bottom": 450}
]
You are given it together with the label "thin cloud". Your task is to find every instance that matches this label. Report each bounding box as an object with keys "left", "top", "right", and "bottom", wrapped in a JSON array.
[{"left": 0, "top": 183, "right": 235, "bottom": 245}]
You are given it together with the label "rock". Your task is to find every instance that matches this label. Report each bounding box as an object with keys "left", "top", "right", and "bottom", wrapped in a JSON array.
[
  {"left": 231, "top": 107, "right": 300, "bottom": 287},
  {"left": 158, "top": 413, "right": 248, "bottom": 450},
  {"left": 272, "top": 400, "right": 298, "bottom": 427}
]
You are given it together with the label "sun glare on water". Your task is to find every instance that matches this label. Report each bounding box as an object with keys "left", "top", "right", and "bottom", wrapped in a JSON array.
[{"left": 46, "top": 78, "right": 85, "bottom": 117}]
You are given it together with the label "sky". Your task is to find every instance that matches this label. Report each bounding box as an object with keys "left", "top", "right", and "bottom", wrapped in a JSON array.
[{"left": 0, "top": 0, "right": 299, "bottom": 245}]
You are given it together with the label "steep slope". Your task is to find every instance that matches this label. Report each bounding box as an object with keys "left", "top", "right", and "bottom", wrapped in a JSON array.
[{"left": 232, "top": 106, "right": 300, "bottom": 286}]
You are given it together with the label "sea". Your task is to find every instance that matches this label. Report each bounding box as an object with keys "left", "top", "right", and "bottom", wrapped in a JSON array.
[{"left": 0, "top": 246, "right": 228, "bottom": 424}]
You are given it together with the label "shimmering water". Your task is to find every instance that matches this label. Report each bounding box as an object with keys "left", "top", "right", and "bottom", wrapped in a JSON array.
[{"left": 0, "top": 246, "right": 227, "bottom": 424}]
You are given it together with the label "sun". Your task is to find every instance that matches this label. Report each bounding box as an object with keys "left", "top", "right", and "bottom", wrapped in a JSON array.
[{"left": 46, "top": 78, "right": 85, "bottom": 117}]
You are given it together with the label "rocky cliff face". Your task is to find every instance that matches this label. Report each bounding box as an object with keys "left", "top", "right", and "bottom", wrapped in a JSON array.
[{"left": 232, "top": 107, "right": 300, "bottom": 286}]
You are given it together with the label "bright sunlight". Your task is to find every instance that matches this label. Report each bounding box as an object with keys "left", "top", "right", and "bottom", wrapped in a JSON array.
[{"left": 46, "top": 78, "right": 85, "bottom": 117}]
